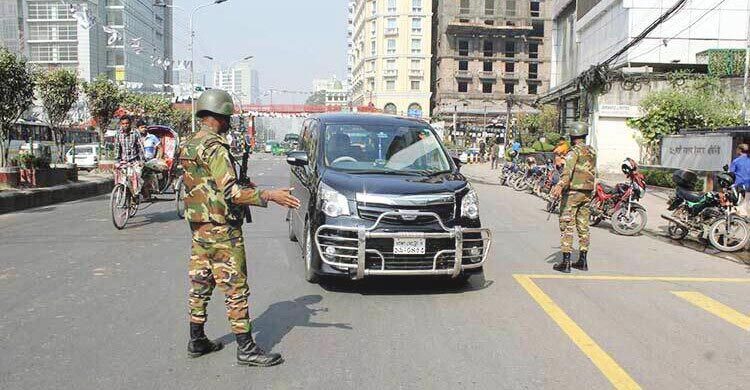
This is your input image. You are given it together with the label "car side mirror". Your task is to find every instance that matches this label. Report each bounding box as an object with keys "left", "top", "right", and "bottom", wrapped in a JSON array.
[
  {"left": 452, "top": 156, "right": 462, "bottom": 170},
  {"left": 286, "top": 151, "right": 308, "bottom": 167}
]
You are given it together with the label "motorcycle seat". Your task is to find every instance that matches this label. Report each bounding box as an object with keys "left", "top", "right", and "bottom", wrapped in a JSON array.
[{"left": 676, "top": 187, "right": 704, "bottom": 203}]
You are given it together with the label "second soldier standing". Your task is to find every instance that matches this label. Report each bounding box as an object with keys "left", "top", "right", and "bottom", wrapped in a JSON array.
[
  {"left": 550, "top": 122, "right": 597, "bottom": 273},
  {"left": 179, "top": 89, "right": 300, "bottom": 367}
]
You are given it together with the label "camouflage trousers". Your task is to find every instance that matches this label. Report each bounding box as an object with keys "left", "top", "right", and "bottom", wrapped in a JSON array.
[
  {"left": 559, "top": 190, "right": 593, "bottom": 253},
  {"left": 188, "top": 223, "right": 251, "bottom": 334}
]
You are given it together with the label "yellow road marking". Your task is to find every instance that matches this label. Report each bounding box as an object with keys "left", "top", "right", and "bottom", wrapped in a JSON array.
[
  {"left": 671, "top": 291, "right": 750, "bottom": 331},
  {"left": 513, "top": 275, "right": 642, "bottom": 390},
  {"left": 519, "top": 274, "right": 750, "bottom": 283}
]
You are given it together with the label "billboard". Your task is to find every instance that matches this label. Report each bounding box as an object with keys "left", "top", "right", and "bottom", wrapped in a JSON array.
[{"left": 660, "top": 134, "right": 733, "bottom": 172}]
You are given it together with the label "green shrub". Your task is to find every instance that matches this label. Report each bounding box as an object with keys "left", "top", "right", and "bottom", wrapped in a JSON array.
[
  {"left": 532, "top": 141, "right": 555, "bottom": 152},
  {"left": 641, "top": 168, "right": 704, "bottom": 191}
]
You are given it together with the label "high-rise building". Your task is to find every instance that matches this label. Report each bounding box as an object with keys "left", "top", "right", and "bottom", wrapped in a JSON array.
[
  {"left": 4, "top": 1, "right": 171, "bottom": 90},
  {"left": 346, "top": 0, "right": 355, "bottom": 87},
  {"left": 350, "top": 0, "right": 432, "bottom": 118},
  {"left": 431, "top": 0, "right": 551, "bottom": 130},
  {"left": 212, "top": 59, "right": 260, "bottom": 104},
  {"left": 313, "top": 75, "right": 350, "bottom": 107},
  {"left": 0, "top": 0, "right": 23, "bottom": 53}
]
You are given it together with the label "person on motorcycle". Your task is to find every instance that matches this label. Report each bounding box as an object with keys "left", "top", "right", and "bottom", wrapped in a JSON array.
[
  {"left": 730, "top": 144, "right": 750, "bottom": 216},
  {"left": 551, "top": 122, "right": 597, "bottom": 273}
]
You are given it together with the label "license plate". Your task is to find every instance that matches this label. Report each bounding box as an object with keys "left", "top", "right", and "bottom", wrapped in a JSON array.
[{"left": 393, "top": 238, "right": 426, "bottom": 255}]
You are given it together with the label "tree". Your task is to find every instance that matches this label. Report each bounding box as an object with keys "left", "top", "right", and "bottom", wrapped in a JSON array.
[
  {"left": 0, "top": 48, "right": 34, "bottom": 167},
  {"left": 627, "top": 76, "right": 742, "bottom": 163},
  {"left": 169, "top": 108, "right": 192, "bottom": 136},
  {"left": 35, "top": 68, "right": 80, "bottom": 163},
  {"left": 305, "top": 90, "right": 326, "bottom": 105},
  {"left": 82, "top": 75, "right": 122, "bottom": 154}
]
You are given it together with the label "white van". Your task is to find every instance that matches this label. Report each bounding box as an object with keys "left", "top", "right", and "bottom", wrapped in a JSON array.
[{"left": 65, "top": 144, "right": 100, "bottom": 170}]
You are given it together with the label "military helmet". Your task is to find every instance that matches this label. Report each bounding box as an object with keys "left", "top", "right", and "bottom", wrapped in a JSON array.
[
  {"left": 196, "top": 89, "right": 235, "bottom": 118},
  {"left": 567, "top": 122, "right": 589, "bottom": 138}
]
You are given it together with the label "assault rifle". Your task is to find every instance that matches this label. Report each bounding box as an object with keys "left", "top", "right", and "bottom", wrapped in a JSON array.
[{"left": 238, "top": 139, "right": 253, "bottom": 223}]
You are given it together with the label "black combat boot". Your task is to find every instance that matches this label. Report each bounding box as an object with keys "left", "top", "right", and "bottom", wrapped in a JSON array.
[
  {"left": 187, "top": 322, "right": 223, "bottom": 358},
  {"left": 236, "top": 332, "right": 283, "bottom": 367},
  {"left": 553, "top": 253, "right": 572, "bottom": 273},
  {"left": 572, "top": 251, "right": 588, "bottom": 271}
]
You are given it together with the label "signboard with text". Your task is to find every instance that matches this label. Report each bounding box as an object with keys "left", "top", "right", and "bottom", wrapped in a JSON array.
[{"left": 660, "top": 134, "right": 733, "bottom": 171}]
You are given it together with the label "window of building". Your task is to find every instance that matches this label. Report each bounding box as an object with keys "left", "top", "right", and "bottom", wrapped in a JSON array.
[
  {"left": 107, "top": 9, "right": 124, "bottom": 26},
  {"left": 388, "top": 0, "right": 397, "bottom": 13},
  {"left": 506, "top": 0, "right": 516, "bottom": 17},
  {"left": 529, "top": 63, "right": 538, "bottom": 79},
  {"left": 411, "top": 80, "right": 421, "bottom": 90},
  {"left": 58, "top": 25, "right": 77, "bottom": 40},
  {"left": 411, "top": 59, "right": 421, "bottom": 69},
  {"left": 505, "top": 82, "right": 515, "bottom": 94},
  {"left": 460, "top": 0, "right": 470, "bottom": 15},
  {"left": 371, "top": 40, "right": 377, "bottom": 56},
  {"left": 484, "top": 20, "right": 495, "bottom": 25},
  {"left": 411, "top": 39, "right": 421, "bottom": 54},
  {"left": 528, "top": 43, "right": 539, "bottom": 59},
  {"left": 371, "top": 0, "right": 377, "bottom": 15},
  {"left": 386, "top": 59, "right": 396, "bottom": 69},
  {"left": 530, "top": 1, "right": 541, "bottom": 17},
  {"left": 485, "top": 0, "right": 494, "bottom": 15},
  {"left": 505, "top": 62, "right": 515, "bottom": 72},
  {"left": 528, "top": 83, "right": 538, "bottom": 95},
  {"left": 458, "top": 40, "right": 469, "bottom": 56},
  {"left": 386, "top": 80, "right": 396, "bottom": 90},
  {"left": 504, "top": 41, "right": 515, "bottom": 57},
  {"left": 387, "top": 39, "right": 396, "bottom": 54},
  {"left": 29, "top": 45, "right": 53, "bottom": 61},
  {"left": 483, "top": 40, "right": 493, "bottom": 57},
  {"left": 384, "top": 103, "right": 397, "bottom": 114},
  {"left": 458, "top": 81, "right": 468, "bottom": 92},
  {"left": 412, "top": 18, "right": 422, "bottom": 34},
  {"left": 531, "top": 20, "right": 544, "bottom": 37},
  {"left": 458, "top": 60, "right": 468, "bottom": 71},
  {"left": 408, "top": 103, "right": 423, "bottom": 117},
  {"left": 412, "top": 0, "right": 422, "bottom": 12},
  {"left": 371, "top": 20, "right": 377, "bottom": 37},
  {"left": 57, "top": 44, "right": 77, "bottom": 61},
  {"left": 483, "top": 82, "right": 493, "bottom": 93},
  {"left": 387, "top": 18, "right": 397, "bottom": 29},
  {"left": 483, "top": 61, "right": 493, "bottom": 72},
  {"left": 106, "top": 50, "right": 125, "bottom": 66}
]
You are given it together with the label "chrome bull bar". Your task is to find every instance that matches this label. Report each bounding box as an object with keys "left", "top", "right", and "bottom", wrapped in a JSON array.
[{"left": 314, "top": 211, "right": 492, "bottom": 280}]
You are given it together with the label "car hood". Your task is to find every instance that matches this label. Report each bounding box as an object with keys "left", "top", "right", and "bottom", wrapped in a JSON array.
[{"left": 322, "top": 168, "right": 468, "bottom": 196}]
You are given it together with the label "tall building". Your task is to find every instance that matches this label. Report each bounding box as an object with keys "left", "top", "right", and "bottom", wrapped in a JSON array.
[
  {"left": 350, "top": 0, "right": 433, "bottom": 118},
  {"left": 346, "top": 0, "right": 355, "bottom": 87},
  {"left": 212, "top": 59, "right": 260, "bottom": 104},
  {"left": 313, "top": 75, "right": 350, "bottom": 107},
  {"left": 0, "top": 0, "right": 22, "bottom": 53},
  {"left": 431, "top": 0, "right": 551, "bottom": 132}
]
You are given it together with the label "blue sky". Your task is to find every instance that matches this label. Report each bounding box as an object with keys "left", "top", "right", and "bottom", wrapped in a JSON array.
[{"left": 173, "top": 0, "right": 348, "bottom": 103}]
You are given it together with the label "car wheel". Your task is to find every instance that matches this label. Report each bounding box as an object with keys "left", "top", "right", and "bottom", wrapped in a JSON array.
[
  {"left": 287, "top": 210, "right": 298, "bottom": 242},
  {"left": 303, "top": 222, "right": 320, "bottom": 283}
]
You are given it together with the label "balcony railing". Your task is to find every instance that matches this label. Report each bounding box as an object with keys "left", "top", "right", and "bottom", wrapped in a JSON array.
[
  {"left": 384, "top": 27, "right": 399, "bottom": 36},
  {"left": 502, "top": 72, "right": 518, "bottom": 80},
  {"left": 383, "top": 69, "right": 398, "bottom": 77},
  {"left": 478, "top": 71, "right": 497, "bottom": 80},
  {"left": 455, "top": 70, "right": 472, "bottom": 79},
  {"left": 409, "top": 69, "right": 424, "bottom": 77}
]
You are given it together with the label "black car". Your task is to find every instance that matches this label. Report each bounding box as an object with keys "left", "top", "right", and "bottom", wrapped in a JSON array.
[{"left": 286, "top": 113, "right": 491, "bottom": 283}]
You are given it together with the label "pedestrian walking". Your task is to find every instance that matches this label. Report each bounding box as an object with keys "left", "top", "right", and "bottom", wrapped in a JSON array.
[
  {"left": 550, "top": 122, "right": 597, "bottom": 273},
  {"left": 179, "top": 89, "right": 300, "bottom": 367},
  {"left": 479, "top": 139, "right": 486, "bottom": 163},
  {"left": 730, "top": 143, "right": 750, "bottom": 216},
  {"left": 490, "top": 141, "right": 500, "bottom": 170}
]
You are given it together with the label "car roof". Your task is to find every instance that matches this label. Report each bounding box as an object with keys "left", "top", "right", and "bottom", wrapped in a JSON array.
[{"left": 311, "top": 113, "right": 429, "bottom": 127}]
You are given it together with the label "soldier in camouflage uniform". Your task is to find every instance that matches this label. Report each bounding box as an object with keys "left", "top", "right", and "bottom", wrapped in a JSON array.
[
  {"left": 550, "top": 122, "right": 597, "bottom": 273},
  {"left": 180, "top": 89, "right": 300, "bottom": 367}
]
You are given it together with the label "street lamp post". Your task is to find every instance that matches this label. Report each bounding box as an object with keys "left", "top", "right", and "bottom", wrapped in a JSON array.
[{"left": 155, "top": 0, "right": 230, "bottom": 132}]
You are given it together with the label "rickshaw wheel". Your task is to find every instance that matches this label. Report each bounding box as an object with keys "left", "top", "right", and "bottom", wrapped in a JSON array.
[{"left": 175, "top": 177, "right": 186, "bottom": 219}]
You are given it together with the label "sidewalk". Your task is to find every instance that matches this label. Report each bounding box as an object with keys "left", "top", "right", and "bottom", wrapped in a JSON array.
[
  {"left": 0, "top": 172, "right": 113, "bottom": 214},
  {"left": 461, "top": 162, "right": 750, "bottom": 265}
]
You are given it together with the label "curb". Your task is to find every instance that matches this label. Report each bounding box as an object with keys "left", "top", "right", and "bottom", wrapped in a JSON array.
[{"left": 0, "top": 178, "right": 114, "bottom": 214}]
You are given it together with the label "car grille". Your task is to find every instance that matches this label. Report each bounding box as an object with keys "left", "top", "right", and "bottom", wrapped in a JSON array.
[{"left": 357, "top": 202, "right": 455, "bottom": 224}]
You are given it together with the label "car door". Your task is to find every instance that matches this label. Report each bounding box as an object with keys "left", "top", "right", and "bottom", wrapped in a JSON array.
[{"left": 289, "top": 119, "right": 313, "bottom": 241}]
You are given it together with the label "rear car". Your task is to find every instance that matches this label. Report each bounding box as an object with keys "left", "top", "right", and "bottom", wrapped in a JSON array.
[
  {"left": 286, "top": 114, "right": 491, "bottom": 283},
  {"left": 65, "top": 144, "right": 99, "bottom": 169}
]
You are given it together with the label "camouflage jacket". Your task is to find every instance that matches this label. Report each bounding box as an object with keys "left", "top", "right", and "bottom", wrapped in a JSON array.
[
  {"left": 559, "top": 143, "right": 597, "bottom": 191},
  {"left": 179, "top": 124, "right": 268, "bottom": 226}
]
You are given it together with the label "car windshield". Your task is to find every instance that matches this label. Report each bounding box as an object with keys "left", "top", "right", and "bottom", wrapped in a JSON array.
[
  {"left": 323, "top": 123, "right": 451, "bottom": 174},
  {"left": 73, "top": 146, "right": 93, "bottom": 155}
]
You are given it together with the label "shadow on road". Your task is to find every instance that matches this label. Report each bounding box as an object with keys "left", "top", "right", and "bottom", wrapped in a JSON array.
[
  {"left": 122, "top": 209, "right": 180, "bottom": 228},
  {"left": 319, "top": 275, "right": 493, "bottom": 296},
  {"left": 216, "top": 295, "right": 352, "bottom": 351}
]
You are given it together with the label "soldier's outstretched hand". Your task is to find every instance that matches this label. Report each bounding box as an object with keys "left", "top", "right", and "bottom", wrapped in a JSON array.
[
  {"left": 266, "top": 188, "right": 301, "bottom": 209},
  {"left": 550, "top": 184, "right": 563, "bottom": 199}
]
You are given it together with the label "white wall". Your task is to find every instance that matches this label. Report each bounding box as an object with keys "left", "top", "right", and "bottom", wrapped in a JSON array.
[{"left": 593, "top": 115, "right": 642, "bottom": 173}]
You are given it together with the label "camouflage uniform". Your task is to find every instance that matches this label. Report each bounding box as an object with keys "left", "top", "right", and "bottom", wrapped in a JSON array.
[
  {"left": 180, "top": 124, "right": 268, "bottom": 334},
  {"left": 558, "top": 143, "right": 597, "bottom": 253}
]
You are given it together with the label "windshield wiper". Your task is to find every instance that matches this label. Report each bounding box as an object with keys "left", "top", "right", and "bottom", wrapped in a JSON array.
[
  {"left": 402, "top": 169, "right": 452, "bottom": 177},
  {"left": 341, "top": 169, "right": 422, "bottom": 176}
]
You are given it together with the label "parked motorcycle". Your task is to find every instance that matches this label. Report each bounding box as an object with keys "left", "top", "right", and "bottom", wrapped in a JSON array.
[
  {"left": 588, "top": 158, "right": 648, "bottom": 236},
  {"left": 662, "top": 169, "right": 749, "bottom": 252}
]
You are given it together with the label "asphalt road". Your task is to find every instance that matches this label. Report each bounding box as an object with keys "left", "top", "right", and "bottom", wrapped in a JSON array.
[{"left": 1, "top": 155, "right": 749, "bottom": 389}]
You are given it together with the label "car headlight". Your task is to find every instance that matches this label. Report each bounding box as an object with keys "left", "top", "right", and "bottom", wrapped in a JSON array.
[
  {"left": 461, "top": 188, "right": 480, "bottom": 219},
  {"left": 320, "top": 182, "right": 350, "bottom": 217}
]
